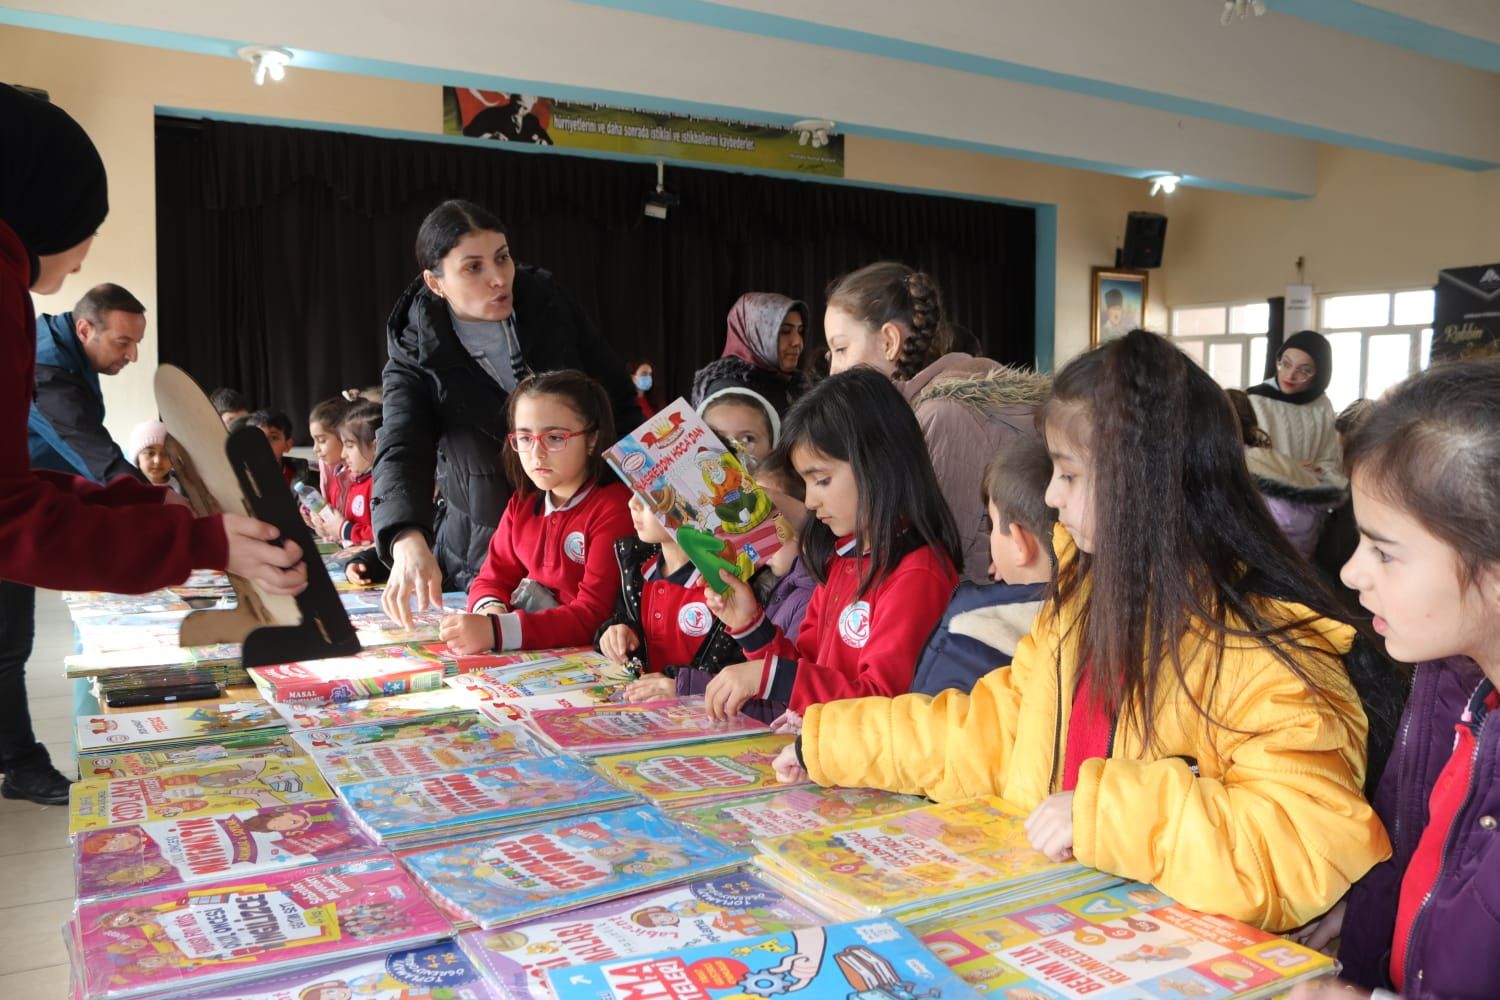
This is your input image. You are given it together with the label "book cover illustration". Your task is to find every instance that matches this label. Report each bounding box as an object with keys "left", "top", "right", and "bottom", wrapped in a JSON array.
[
  {"left": 161, "top": 939, "right": 498, "bottom": 1000},
  {"left": 69, "top": 757, "right": 337, "bottom": 836},
  {"left": 403, "top": 806, "right": 746, "bottom": 931},
  {"left": 340, "top": 756, "right": 633, "bottom": 845},
  {"left": 290, "top": 716, "right": 502, "bottom": 753},
  {"left": 604, "top": 398, "right": 782, "bottom": 593},
  {"left": 63, "top": 590, "right": 190, "bottom": 618},
  {"left": 671, "top": 786, "right": 925, "bottom": 850},
  {"left": 754, "top": 799, "right": 1091, "bottom": 921},
  {"left": 249, "top": 645, "right": 448, "bottom": 703},
  {"left": 276, "top": 690, "right": 481, "bottom": 732},
  {"left": 546, "top": 918, "right": 977, "bottom": 1000},
  {"left": 456, "top": 871, "right": 824, "bottom": 1000},
  {"left": 420, "top": 644, "right": 603, "bottom": 676},
  {"left": 72, "top": 856, "right": 452, "bottom": 1000},
  {"left": 76, "top": 702, "right": 286, "bottom": 753},
  {"left": 475, "top": 689, "right": 619, "bottom": 725},
  {"left": 74, "top": 800, "right": 377, "bottom": 901},
  {"left": 529, "top": 698, "right": 767, "bottom": 755},
  {"left": 310, "top": 727, "right": 552, "bottom": 787},
  {"left": 79, "top": 734, "right": 304, "bottom": 781},
  {"left": 918, "top": 882, "right": 1334, "bottom": 999},
  {"left": 443, "top": 660, "right": 614, "bottom": 703},
  {"left": 66, "top": 642, "right": 242, "bottom": 679},
  {"left": 595, "top": 734, "right": 801, "bottom": 807}
]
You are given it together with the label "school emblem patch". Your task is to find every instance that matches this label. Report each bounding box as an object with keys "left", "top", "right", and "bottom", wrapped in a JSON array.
[
  {"left": 837, "top": 601, "right": 871, "bottom": 648},
  {"left": 678, "top": 602, "right": 712, "bottom": 638},
  {"left": 350, "top": 494, "right": 367, "bottom": 517},
  {"left": 563, "top": 531, "right": 587, "bottom": 564}
]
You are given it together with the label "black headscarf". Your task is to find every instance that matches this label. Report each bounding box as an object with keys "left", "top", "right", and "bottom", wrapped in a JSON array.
[
  {"left": 1247, "top": 329, "right": 1332, "bottom": 405},
  {"left": 0, "top": 84, "right": 109, "bottom": 285}
]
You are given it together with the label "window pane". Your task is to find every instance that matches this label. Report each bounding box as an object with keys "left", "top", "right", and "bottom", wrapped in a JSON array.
[
  {"left": 1366, "top": 333, "right": 1414, "bottom": 400},
  {"left": 1208, "top": 342, "right": 1244, "bottom": 388},
  {"left": 1420, "top": 328, "right": 1433, "bottom": 369},
  {"left": 1229, "top": 302, "right": 1270, "bottom": 334},
  {"left": 1172, "top": 307, "right": 1226, "bottom": 337},
  {"left": 1324, "top": 331, "right": 1363, "bottom": 411},
  {"left": 1176, "top": 339, "right": 1206, "bottom": 367},
  {"left": 1248, "top": 337, "right": 1268, "bottom": 385},
  {"left": 1393, "top": 289, "right": 1435, "bottom": 326},
  {"left": 1322, "top": 293, "right": 1389, "bottom": 329}
]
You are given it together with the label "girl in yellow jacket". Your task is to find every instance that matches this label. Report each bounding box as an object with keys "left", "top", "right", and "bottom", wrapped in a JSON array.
[{"left": 773, "top": 329, "right": 1398, "bottom": 933}]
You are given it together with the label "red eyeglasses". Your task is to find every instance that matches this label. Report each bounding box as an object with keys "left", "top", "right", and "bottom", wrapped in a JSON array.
[{"left": 506, "top": 428, "right": 593, "bottom": 453}]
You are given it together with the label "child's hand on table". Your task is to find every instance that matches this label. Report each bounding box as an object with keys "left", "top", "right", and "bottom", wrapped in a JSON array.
[
  {"left": 439, "top": 612, "right": 495, "bottom": 655},
  {"left": 624, "top": 674, "right": 675, "bottom": 703}
]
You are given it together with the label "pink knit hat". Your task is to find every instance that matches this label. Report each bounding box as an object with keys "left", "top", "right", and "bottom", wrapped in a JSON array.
[{"left": 127, "top": 420, "right": 169, "bottom": 460}]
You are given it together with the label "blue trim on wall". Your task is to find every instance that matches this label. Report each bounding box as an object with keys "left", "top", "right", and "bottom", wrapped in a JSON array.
[
  {"left": 1271, "top": 0, "right": 1500, "bottom": 75},
  {"left": 158, "top": 106, "right": 1061, "bottom": 359},
  {"left": 576, "top": 0, "right": 1500, "bottom": 172}
]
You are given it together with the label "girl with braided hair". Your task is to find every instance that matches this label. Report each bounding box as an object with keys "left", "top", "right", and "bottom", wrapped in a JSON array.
[{"left": 824, "top": 261, "right": 1050, "bottom": 583}]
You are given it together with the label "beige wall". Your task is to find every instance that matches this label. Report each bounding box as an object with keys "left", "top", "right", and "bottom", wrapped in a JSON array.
[
  {"left": 3, "top": 23, "right": 1168, "bottom": 444},
  {"left": 1168, "top": 144, "right": 1500, "bottom": 307}
]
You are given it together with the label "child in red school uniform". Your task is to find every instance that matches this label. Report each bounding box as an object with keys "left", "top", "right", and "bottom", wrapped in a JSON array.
[
  {"left": 701, "top": 367, "right": 961, "bottom": 719},
  {"left": 439, "top": 370, "right": 633, "bottom": 653},
  {"left": 337, "top": 401, "right": 381, "bottom": 548}
]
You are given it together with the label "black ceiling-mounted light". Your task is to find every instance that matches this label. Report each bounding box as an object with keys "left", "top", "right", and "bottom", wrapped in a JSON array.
[{"left": 643, "top": 160, "right": 678, "bottom": 220}]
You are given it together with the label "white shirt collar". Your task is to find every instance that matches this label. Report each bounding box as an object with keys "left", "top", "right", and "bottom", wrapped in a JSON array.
[{"left": 543, "top": 481, "right": 595, "bottom": 516}]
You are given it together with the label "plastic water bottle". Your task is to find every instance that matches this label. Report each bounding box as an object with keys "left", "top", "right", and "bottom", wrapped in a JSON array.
[{"left": 292, "top": 482, "right": 328, "bottom": 517}]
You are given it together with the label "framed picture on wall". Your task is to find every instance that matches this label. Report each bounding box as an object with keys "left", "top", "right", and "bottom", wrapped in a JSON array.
[{"left": 1091, "top": 267, "right": 1149, "bottom": 346}]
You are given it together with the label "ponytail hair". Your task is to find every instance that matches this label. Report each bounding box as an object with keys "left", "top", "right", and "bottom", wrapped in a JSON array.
[
  {"left": 770, "top": 367, "right": 961, "bottom": 595},
  {"left": 825, "top": 262, "right": 951, "bottom": 380}
]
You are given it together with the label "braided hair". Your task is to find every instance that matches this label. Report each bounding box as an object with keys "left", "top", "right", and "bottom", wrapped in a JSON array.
[{"left": 825, "top": 262, "right": 951, "bottom": 381}]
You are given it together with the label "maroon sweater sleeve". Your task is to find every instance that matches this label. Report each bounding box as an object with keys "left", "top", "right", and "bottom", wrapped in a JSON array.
[
  {"left": 516, "top": 488, "right": 635, "bottom": 649},
  {"left": 0, "top": 231, "right": 228, "bottom": 593}
]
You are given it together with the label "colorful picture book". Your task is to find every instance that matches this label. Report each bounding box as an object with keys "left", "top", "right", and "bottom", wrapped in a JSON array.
[
  {"left": 595, "top": 733, "right": 801, "bottom": 807},
  {"left": 546, "top": 918, "right": 976, "bottom": 1000},
  {"left": 158, "top": 940, "right": 500, "bottom": 1000},
  {"left": 403, "top": 806, "right": 745, "bottom": 930},
  {"left": 605, "top": 398, "right": 783, "bottom": 592},
  {"left": 74, "top": 800, "right": 376, "bottom": 901},
  {"left": 528, "top": 698, "right": 768, "bottom": 755},
  {"left": 918, "top": 882, "right": 1335, "bottom": 999},
  {"left": 274, "top": 690, "right": 481, "bottom": 731},
  {"left": 753, "top": 798, "right": 1104, "bottom": 924},
  {"left": 76, "top": 702, "right": 284, "bottom": 754},
  {"left": 78, "top": 734, "right": 304, "bottom": 781},
  {"left": 70, "top": 856, "right": 452, "bottom": 1000},
  {"left": 248, "top": 645, "right": 447, "bottom": 703},
  {"left": 457, "top": 871, "right": 826, "bottom": 1000},
  {"left": 309, "top": 727, "right": 552, "bottom": 787},
  {"left": 474, "top": 689, "right": 619, "bottom": 725},
  {"left": 420, "top": 644, "right": 601, "bottom": 675},
  {"left": 290, "top": 716, "right": 502, "bottom": 753},
  {"left": 69, "top": 757, "right": 337, "bottom": 836},
  {"left": 340, "top": 756, "right": 636, "bottom": 847},
  {"left": 443, "top": 661, "right": 612, "bottom": 703},
  {"left": 670, "top": 785, "right": 925, "bottom": 849}
]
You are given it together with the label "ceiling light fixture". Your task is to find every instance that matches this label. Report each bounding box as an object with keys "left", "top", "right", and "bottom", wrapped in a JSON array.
[
  {"left": 793, "top": 118, "right": 835, "bottom": 149},
  {"left": 1149, "top": 173, "right": 1182, "bottom": 197},
  {"left": 238, "top": 46, "right": 293, "bottom": 86},
  {"left": 643, "top": 160, "right": 679, "bottom": 220}
]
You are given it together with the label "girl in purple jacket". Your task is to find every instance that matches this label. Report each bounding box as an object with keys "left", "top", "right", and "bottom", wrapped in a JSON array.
[{"left": 1290, "top": 358, "right": 1500, "bottom": 1000}]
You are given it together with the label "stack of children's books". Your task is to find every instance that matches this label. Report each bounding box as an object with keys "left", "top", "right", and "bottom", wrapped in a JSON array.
[
  {"left": 67, "top": 856, "right": 453, "bottom": 1000},
  {"left": 401, "top": 806, "right": 746, "bottom": 931},
  {"left": 753, "top": 798, "right": 1121, "bottom": 925},
  {"left": 545, "top": 917, "right": 978, "bottom": 1000},
  {"left": 305, "top": 725, "right": 553, "bottom": 788},
  {"left": 670, "top": 784, "right": 926, "bottom": 850},
  {"left": 247, "top": 644, "right": 448, "bottom": 704},
  {"left": 455, "top": 870, "right": 826, "bottom": 1000},
  {"left": 338, "top": 755, "right": 637, "bottom": 848},
  {"left": 73, "top": 799, "right": 377, "bottom": 902},
  {"left": 527, "top": 697, "right": 769, "bottom": 755},
  {"left": 77, "top": 729, "right": 302, "bottom": 782},
  {"left": 442, "top": 655, "right": 620, "bottom": 708},
  {"left": 594, "top": 733, "right": 805, "bottom": 808},
  {"left": 289, "top": 713, "right": 506, "bottom": 753},
  {"left": 272, "top": 688, "right": 483, "bottom": 732},
  {"left": 421, "top": 643, "right": 603, "bottom": 676},
  {"left": 912, "top": 881, "right": 1336, "bottom": 999},
  {"left": 75, "top": 702, "right": 287, "bottom": 756},
  {"left": 67, "top": 756, "right": 338, "bottom": 838},
  {"left": 65, "top": 642, "right": 248, "bottom": 701}
]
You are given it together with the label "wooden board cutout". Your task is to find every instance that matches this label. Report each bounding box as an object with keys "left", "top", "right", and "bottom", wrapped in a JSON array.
[{"left": 155, "top": 365, "right": 360, "bottom": 666}]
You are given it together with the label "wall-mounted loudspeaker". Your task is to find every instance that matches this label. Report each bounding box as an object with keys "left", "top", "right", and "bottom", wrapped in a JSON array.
[{"left": 1119, "top": 212, "right": 1168, "bottom": 269}]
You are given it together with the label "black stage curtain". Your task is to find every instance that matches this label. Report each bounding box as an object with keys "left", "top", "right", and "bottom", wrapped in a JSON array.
[{"left": 155, "top": 117, "right": 1036, "bottom": 440}]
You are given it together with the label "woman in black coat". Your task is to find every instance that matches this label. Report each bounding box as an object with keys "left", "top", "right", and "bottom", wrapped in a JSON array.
[{"left": 373, "top": 200, "right": 637, "bottom": 625}]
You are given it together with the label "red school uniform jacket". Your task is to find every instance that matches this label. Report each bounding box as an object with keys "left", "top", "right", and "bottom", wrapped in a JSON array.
[
  {"left": 0, "top": 221, "right": 227, "bottom": 593},
  {"left": 341, "top": 473, "right": 374, "bottom": 546},
  {"left": 467, "top": 481, "right": 634, "bottom": 650},
  {"left": 731, "top": 536, "right": 958, "bottom": 712}
]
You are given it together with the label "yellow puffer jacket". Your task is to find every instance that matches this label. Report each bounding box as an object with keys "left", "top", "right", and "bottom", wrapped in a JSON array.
[{"left": 801, "top": 532, "right": 1392, "bottom": 932}]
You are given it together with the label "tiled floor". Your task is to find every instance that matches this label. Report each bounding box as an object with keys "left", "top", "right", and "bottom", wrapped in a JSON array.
[{"left": 0, "top": 589, "right": 79, "bottom": 997}]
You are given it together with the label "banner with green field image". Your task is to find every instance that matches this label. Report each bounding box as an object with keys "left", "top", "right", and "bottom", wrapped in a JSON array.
[{"left": 444, "top": 87, "right": 843, "bottom": 177}]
